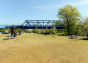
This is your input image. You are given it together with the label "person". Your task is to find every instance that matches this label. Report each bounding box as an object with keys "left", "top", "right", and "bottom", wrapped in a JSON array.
[
  {"left": 10, "top": 28, "right": 17, "bottom": 38},
  {"left": 14, "top": 29, "right": 17, "bottom": 37},
  {"left": 10, "top": 28, "right": 15, "bottom": 38},
  {"left": 10, "top": 28, "right": 14, "bottom": 35}
]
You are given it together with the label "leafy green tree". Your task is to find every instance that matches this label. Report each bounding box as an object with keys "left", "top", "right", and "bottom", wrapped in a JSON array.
[
  {"left": 1, "top": 28, "right": 6, "bottom": 32},
  {"left": 51, "top": 27, "right": 57, "bottom": 34},
  {"left": 7, "top": 27, "right": 10, "bottom": 32},
  {"left": 83, "top": 17, "right": 88, "bottom": 39},
  {"left": 45, "top": 27, "right": 50, "bottom": 34},
  {"left": 58, "top": 5, "right": 81, "bottom": 35},
  {"left": 17, "top": 28, "right": 24, "bottom": 32},
  {"left": 17, "top": 28, "right": 21, "bottom": 31},
  {"left": 75, "top": 21, "right": 83, "bottom": 36},
  {"left": 55, "top": 20, "right": 63, "bottom": 26}
]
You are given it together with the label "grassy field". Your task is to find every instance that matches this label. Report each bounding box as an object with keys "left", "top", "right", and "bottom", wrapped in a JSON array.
[{"left": 0, "top": 33, "right": 88, "bottom": 63}]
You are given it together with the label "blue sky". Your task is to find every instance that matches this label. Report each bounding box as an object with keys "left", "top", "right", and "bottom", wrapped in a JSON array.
[{"left": 0, "top": 0, "right": 88, "bottom": 25}]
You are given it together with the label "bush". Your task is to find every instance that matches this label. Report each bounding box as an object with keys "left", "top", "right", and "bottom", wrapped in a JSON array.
[
  {"left": 0, "top": 28, "right": 6, "bottom": 32},
  {"left": 18, "top": 28, "right": 25, "bottom": 33},
  {"left": 45, "top": 27, "right": 50, "bottom": 34},
  {"left": 51, "top": 27, "right": 57, "bottom": 34},
  {"left": 28, "top": 30, "right": 33, "bottom": 33},
  {"left": 33, "top": 28, "right": 39, "bottom": 33}
]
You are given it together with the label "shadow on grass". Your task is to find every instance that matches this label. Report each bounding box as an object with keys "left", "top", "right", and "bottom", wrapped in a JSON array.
[
  {"left": 80, "top": 38, "right": 88, "bottom": 40},
  {"left": 3, "top": 37, "right": 14, "bottom": 40},
  {"left": 40, "top": 33, "right": 51, "bottom": 35}
]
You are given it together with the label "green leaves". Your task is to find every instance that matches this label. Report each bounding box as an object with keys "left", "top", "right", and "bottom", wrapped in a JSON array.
[{"left": 58, "top": 5, "right": 81, "bottom": 35}]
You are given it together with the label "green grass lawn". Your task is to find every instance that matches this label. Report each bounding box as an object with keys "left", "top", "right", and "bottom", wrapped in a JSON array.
[{"left": 0, "top": 33, "right": 88, "bottom": 63}]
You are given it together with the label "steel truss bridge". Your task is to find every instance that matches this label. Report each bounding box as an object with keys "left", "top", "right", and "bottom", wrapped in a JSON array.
[
  {"left": 0, "top": 20, "right": 64, "bottom": 29},
  {"left": 21, "top": 20, "right": 64, "bottom": 29}
]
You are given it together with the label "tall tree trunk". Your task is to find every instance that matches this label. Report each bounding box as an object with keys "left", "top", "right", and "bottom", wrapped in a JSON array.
[
  {"left": 66, "top": 17, "right": 70, "bottom": 36},
  {"left": 67, "top": 20, "right": 69, "bottom": 36},
  {"left": 67, "top": 25, "right": 69, "bottom": 35}
]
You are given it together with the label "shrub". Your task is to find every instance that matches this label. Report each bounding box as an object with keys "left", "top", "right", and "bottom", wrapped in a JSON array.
[
  {"left": 33, "top": 28, "right": 39, "bottom": 33},
  {"left": 51, "top": 27, "right": 57, "bottom": 34},
  {"left": 45, "top": 27, "right": 50, "bottom": 34}
]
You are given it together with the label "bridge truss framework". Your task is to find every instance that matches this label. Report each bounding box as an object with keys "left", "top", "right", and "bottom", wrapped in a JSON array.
[
  {"left": 22, "top": 20, "right": 63, "bottom": 29},
  {"left": 23, "top": 20, "right": 56, "bottom": 27}
]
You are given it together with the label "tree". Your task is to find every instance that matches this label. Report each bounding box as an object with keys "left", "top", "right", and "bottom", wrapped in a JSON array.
[
  {"left": 75, "top": 21, "right": 83, "bottom": 36},
  {"left": 83, "top": 17, "right": 88, "bottom": 39},
  {"left": 1, "top": 28, "right": 6, "bottom": 32},
  {"left": 51, "top": 27, "right": 57, "bottom": 34},
  {"left": 45, "top": 27, "right": 50, "bottom": 34},
  {"left": 55, "top": 20, "right": 63, "bottom": 26},
  {"left": 58, "top": 5, "right": 81, "bottom": 35}
]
